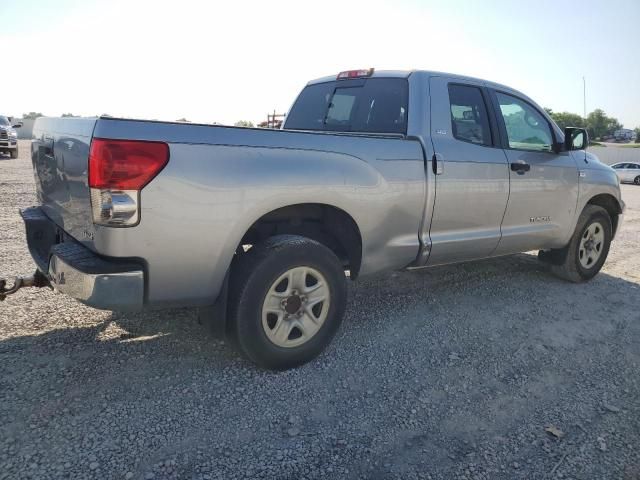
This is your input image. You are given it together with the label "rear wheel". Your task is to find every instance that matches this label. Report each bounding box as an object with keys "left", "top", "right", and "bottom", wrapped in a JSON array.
[
  {"left": 10, "top": 149, "right": 18, "bottom": 159},
  {"left": 634, "top": 175, "right": 640, "bottom": 185},
  {"left": 547, "top": 205, "right": 612, "bottom": 282},
  {"left": 227, "top": 235, "right": 347, "bottom": 370}
]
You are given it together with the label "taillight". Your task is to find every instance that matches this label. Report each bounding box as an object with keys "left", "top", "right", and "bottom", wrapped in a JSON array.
[
  {"left": 89, "top": 139, "right": 169, "bottom": 190},
  {"left": 88, "top": 138, "right": 169, "bottom": 227}
]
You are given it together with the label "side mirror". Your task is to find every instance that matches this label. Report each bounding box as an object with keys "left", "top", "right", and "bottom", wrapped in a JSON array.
[
  {"left": 564, "top": 127, "right": 588, "bottom": 150},
  {"left": 12, "top": 123, "right": 22, "bottom": 129}
]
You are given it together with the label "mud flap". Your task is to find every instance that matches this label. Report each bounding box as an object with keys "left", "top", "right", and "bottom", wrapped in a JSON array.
[{"left": 197, "top": 270, "right": 230, "bottom": 340}]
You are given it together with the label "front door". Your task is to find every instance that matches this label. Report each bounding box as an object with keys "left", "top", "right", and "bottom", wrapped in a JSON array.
[
  {"left": 426, "top": 77, "right": 510, "bottom": 266},
  {"left": 489, "top": 90, "right": 579, "bottom": 255}
]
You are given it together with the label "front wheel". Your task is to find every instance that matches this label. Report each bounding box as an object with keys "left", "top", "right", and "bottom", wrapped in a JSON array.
[
  {"left": 548, "top": 205, "right": 612, "bottom": 282},
  {"left": 10, "top": 149, "right": 18, "bottom": 159},
  {"left": 634, "top": 175, "right": 640, "bottom": 185},
  {"left": 227, "top": 235, "right": 347, "bottom": 370}
]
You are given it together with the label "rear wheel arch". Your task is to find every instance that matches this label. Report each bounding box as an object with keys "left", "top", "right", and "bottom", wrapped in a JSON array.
[{"left": 238, "top": 203, "right": 363, "bottom": 279}]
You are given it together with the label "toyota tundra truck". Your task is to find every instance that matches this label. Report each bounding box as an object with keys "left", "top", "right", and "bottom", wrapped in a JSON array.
[{"left": 4, "top": 69, "right": 625, "bottom": 369}]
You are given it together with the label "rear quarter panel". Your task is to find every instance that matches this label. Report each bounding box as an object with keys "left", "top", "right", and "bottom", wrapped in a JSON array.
[{"left": 91, "top": 119, "right": 425, "bottom": 307}]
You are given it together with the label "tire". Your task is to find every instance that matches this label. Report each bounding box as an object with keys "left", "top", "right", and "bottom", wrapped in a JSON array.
[
  {"left": 634, "top": 176, "right": 640, "bottom": 185},
  {"left": 227, "top": 234, "right": 347, "bottom": 370},
  {"left": 549, "top": 205, "right": 612, "bottom": 283},
  {"left": 10, "top": 149, "right": 18, "bottom": 159}
]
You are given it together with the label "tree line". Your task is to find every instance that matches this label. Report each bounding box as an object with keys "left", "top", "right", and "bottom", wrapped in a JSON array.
[{"left": 544, "top": 108, "right": 639, "bottom": 142}]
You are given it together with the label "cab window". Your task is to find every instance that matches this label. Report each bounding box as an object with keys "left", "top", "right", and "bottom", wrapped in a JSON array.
[
  {"left": 496, "top": 92, "right": 554, "bottom": 152},
  {"left": 448, "top": 85, "right": 492, "bottom": 146},
  {"left": 285, "top": 78, "right": 408, "bottom": 134}
]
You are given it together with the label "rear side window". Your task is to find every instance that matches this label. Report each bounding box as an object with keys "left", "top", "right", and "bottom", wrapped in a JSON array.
[
  {"left": 284, "top": 78, "right": 408, "bottom": 134},
  {"left": 448, "top": 85, "right": 492, "bottom": 146}
]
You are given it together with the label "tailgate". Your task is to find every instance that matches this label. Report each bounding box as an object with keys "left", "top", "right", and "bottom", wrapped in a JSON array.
[{"left": 31, "top": 117, "right": 98, "bottom": 249}]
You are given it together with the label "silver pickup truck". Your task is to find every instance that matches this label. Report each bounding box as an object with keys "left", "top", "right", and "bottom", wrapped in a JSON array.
[{"left": 7, "top": 69, "right": 624, "bottom": 369}]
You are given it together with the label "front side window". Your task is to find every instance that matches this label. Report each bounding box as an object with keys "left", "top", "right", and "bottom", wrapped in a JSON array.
[
  {"left": 496, "top": 92, "right": 554, "bottom": 152},
  {"left": 284, "top": 78, "right": 408, "bottom": 134},
  {"left": 448, "top": 85, "right": 492, "bottom": 146}
]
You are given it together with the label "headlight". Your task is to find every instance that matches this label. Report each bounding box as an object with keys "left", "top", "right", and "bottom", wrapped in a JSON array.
[{"left": 8, "top": 131, "right": 17, "bottom": 138}]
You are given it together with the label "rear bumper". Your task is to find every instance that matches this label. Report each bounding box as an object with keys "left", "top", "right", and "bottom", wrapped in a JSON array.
[{"left": 20, "top": 207, "right": 144, "bottom": 311}]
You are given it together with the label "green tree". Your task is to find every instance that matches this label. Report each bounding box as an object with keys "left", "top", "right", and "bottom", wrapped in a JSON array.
[
  {"left": 234, "top": 120, "right": 254, "bottom": 128},
  {"left": 176, "top": 117, "right": 190, "bottom": 122},
  {"left": 586, "top": 109, "right": 609, "bottom": 139},
  {"left": 584, "top": 109, "right": 623, "bottom": 139},
  {"left": 22, "top": 112, "right": 43, "bottom": 119},
  {"left": 61, "top": 113, "right": 77, "bottom": 117},
  {"left": 547, "top": 111, "right": 585, "bottom": 130},
  {"left": 635, "top": 127, "right": 640, "bottom": 143}
]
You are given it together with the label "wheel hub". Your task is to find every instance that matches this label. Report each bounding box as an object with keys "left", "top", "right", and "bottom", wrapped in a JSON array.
[
  {"left": 283, "top": 293, "right": 303, "bottom": 315},
  {"left": 584, "top": 238, "right": 595, "bottom": 251}
]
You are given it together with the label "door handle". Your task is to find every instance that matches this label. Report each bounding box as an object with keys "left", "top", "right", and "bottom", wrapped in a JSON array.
[{"left": 510, "top": 162, "right": 531, "bottom": 175}]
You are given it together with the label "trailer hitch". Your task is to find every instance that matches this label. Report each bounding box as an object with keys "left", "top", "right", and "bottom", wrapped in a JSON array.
[{"left": 0, "top": 270, "right": 51, "bottom": 301}]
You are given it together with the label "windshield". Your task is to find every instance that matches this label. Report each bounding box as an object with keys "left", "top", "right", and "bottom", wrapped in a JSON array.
[
  {"left": 284, "top": 78, "right": 408, "bottom": 135},
  {"left": 0, "top": 116, "right": 10, "bottom": 127}
]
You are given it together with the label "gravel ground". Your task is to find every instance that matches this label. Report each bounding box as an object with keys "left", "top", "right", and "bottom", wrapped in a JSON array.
[{"left": 1, "top": 140, "right": 639, "bottom": 480}]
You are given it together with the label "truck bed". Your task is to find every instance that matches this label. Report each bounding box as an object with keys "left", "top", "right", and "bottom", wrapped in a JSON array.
[{"left": 30, "top": 116, "right": 426, "bottom": 307}]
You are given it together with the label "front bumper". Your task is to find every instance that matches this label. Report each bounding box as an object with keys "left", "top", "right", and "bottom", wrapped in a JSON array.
[
  {"left": 0, "top": 139, "right": 18, "bottom": 150},
  {"left": 21, "top": 207, "right": 144, "bottom": 310}
]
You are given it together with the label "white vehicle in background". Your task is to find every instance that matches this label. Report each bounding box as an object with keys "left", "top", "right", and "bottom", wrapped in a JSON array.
[
  {"left": 611, "top": 162, "right": 640, "bottom": 185},
  {"left": 613, "top": 129, "right": 635, "bottom": 142},
  {"left": 0, "top": 116, "right": 21, "bottom": 159}
]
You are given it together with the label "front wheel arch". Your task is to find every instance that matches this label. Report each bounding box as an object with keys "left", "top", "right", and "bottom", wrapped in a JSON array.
[{"left": 585, "top": 193, "right": 622, "bottom": 239}]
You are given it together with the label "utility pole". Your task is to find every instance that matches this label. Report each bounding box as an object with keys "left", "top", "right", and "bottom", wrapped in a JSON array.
[{"left": 583, "top": 76, "right": 586, "bottom": 120}]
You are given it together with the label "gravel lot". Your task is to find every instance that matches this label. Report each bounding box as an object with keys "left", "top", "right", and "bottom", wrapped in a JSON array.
[{"left": 1, "top": 139, "right": 639, "bottom": 480}]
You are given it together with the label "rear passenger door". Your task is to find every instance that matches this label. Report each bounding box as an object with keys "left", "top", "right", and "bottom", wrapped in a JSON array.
[
  {"left": 489, "top": 90, "right": 579, "bottom": 254},
  {"left": 426, "top": 77, "right": 510, "bottom": 265}
]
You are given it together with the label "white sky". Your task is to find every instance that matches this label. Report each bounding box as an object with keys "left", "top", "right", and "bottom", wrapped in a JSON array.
[{"left": 2, "top": 0, "right": 639, "bottom": 127}]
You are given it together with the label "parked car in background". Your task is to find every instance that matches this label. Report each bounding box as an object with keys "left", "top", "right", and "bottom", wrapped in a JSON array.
[
  {"left": 0, "top": 116, "right": 21, "bottom": 159},
  {"left": 611, "top": 162, "right": 640, "bottom": 185},
  {"left": 614, "top": 129, "right": 635, "bottom": 142}
]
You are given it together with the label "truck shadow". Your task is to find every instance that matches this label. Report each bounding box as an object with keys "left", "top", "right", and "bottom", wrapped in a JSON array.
[{"left": 1, "top": 252, "right": 637, "bottom": 373}]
